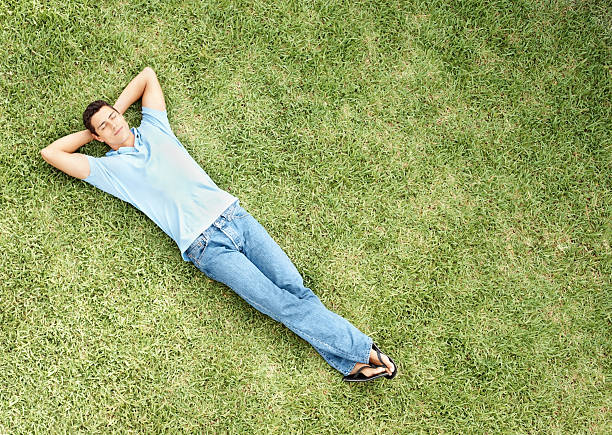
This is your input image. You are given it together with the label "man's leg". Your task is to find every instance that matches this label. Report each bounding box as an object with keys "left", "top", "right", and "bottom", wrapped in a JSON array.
[
  {"left": 227, "top": 206, "right": 395, "bottom": 378},
  {"left": 189, "top": 210, "right": 372, "bottom": 375},
  {"left": 230, "top": 207, "right": 371, "bottom": 374}
]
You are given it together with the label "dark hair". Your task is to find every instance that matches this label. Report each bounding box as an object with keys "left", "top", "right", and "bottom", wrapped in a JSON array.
[{"left": 83, "top": 100, "right": 116, "bottom": 135}]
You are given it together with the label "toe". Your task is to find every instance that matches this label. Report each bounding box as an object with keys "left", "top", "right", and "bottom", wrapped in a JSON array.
[
  {"left": 382, "top": 354, "right": 394, "bottom": 373},
  {"left": 363, "top": 365, "right": 386, "bottom": 377},
  {"left": 372, "top": 350, "right": 394, "bottom": 375}
]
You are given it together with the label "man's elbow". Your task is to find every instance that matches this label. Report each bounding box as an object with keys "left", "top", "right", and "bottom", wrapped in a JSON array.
[
  {"left": 40, "top": 147, "right": 51, "bottom": 162},
  {"left": 40, "top": 146, "right": 58, "bottom": 165}
]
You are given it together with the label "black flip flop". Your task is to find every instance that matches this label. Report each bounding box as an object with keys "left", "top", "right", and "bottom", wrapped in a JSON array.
[
  {"left": 342, "top": 362, "right": 388, "bottom": 383},
  {"left": 372, "top": 343, "right": 398, "bottom": 379}
]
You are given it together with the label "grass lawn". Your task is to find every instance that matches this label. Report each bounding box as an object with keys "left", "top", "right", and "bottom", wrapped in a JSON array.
[{"left": 0, "top": 0, "right": 610, "bottom": 432}]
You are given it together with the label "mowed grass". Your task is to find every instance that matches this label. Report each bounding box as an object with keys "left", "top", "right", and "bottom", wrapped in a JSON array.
[{"left": 0, "top": 0, "right": 610, "bottom": 432}]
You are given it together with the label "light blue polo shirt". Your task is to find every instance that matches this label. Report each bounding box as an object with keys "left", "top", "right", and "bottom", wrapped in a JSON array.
[{"left": 84, "top": 106, "right": 237, "bottom": 261}]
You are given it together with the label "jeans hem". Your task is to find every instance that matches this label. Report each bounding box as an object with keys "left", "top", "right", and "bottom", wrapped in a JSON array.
[{"left": 343, "top": 336, "right": 374, "bottom": 376}]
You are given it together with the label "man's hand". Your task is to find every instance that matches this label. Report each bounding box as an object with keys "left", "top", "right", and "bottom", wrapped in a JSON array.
[
  {"left": 40, "top": 130, "right": 93, "bottom": 179},
  {"left": 113, "top": 67, "right": 166, "bottom": 115}
]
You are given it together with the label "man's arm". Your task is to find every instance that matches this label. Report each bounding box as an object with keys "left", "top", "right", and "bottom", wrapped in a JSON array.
[
  {"left": 113, "top": 67, "right": 166, "bottom": 114},
  {"left": 41, "top": 68, "right": 166, "bottom": 179},
  {"left": 40, "top": 130, "right": 92, "bottom": 179}
]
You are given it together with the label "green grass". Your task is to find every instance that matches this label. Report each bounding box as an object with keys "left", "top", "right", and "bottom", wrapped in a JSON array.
[{"left": 1, "top": 0, "right": 610, "bottom": 432}]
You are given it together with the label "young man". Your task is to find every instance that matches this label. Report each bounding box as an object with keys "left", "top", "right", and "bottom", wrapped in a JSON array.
[{"left": 41, "top": 67, "right": 397, "bottom": 382}]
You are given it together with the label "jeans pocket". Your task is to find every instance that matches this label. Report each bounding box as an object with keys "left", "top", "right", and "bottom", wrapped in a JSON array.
[
  {"left": 232, "top": 205, "right": 250, "bottom": 220},
  {"left": 187, "top": 236, "right": 209, "bottom": 266}
]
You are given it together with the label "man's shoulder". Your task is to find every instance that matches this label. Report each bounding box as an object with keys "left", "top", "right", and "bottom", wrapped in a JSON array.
[
  {"left": 138, "top": 122, "right": 177, "bottom": 145},
  {"left": 138, "top": 108, "right": 185, "bottom": 149},
  {"left": 141, "top": 106, "right": 170, "bottom": 126}
]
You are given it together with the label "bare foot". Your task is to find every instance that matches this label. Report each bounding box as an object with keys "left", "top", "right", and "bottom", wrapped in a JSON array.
[
  {"left": 369, "top": 347, "right": 395, "bottom": 377},
  {"left": 348, "top": 348, "right": 395, "bottom": 377},
  {"left": 348, "top": 361, "right": 387, "bottom": 378}
]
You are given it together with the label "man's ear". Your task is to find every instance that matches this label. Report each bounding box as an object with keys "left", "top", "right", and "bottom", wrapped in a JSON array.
[{"left": 92, "top": 133, "right": 104, "bottom": 143}]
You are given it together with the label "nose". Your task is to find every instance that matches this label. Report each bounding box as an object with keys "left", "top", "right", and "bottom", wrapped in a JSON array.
[{"left": 108, "top": 118, "right": 121, "bottom": 132}]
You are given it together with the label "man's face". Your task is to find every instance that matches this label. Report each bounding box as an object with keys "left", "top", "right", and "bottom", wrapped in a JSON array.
[{"left": 90, "top": 105, "right": 131, "bottom": 148}]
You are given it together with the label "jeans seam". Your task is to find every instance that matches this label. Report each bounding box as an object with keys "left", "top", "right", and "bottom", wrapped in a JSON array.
[
  {"left": 232, "top": 212, "right": 249, "bottom": 220},
  {"left": 317, "top": 348, "right": 351, "bottom": 374},
  {"left": 188, "top": 232, "right": 209, "bottom": 265},
  {"left": 219, "top": 227, "right": 240, "bottom": 251},
  {"left": 237, "top": 291, "right": 363, "bottom": 362},
  {"left": 193, "top": 242, "right": 208, "bottom": 265}
]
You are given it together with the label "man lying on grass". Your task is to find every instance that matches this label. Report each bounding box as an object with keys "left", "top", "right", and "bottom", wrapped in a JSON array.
[{"left": 41, "top": 67, "right": 397, "bottom": 383}]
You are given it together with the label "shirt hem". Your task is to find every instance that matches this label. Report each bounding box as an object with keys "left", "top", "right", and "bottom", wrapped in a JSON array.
[{"left": 178, "top": 196, "right": 238, "bottom": 261}]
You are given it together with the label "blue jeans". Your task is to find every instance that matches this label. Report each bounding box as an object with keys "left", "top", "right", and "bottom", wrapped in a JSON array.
[{"left": 185, "top": 201, "right": 373, "bottom": 375}]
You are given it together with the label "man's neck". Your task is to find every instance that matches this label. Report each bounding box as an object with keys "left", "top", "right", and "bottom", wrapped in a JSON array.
[{"left": 111, "top": 130, "right": 135, "bottom": 151}]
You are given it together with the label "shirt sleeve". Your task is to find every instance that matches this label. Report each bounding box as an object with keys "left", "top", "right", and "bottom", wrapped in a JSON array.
[
  {"left": 141, "top": 107, "right": 174, "bottom": 136},
  {"left": 84, "top": 155, "right": 126, "bottom": 202},
  {"left": 139, "top": 106, "right": 185, "bottom": 149}
]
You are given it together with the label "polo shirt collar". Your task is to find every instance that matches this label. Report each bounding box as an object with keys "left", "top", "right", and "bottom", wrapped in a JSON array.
[{"left": 105, "top": 127, "right": 140, "bottom": 156}]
